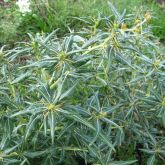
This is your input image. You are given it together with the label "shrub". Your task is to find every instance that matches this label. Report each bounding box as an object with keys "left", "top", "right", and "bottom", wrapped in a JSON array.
[
  {"left": 0, "top": 4, "right": 21, "bottom": 46},
  {"left": 111, "top": 0, "right": 165, "bottom": 42},
  {"left": 0, "top": 3, "right": 165, "bottom": 165}
]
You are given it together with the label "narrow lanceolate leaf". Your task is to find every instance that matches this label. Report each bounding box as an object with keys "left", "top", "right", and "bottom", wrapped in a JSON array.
[
  {"left": 43, "top": 29, "right": 59, "bottom": 44},
  {"left": 99, "top": 133, "right": 115, "bottom": 151},
  {"left": 96, "top": 76, "right": 107, "bottom": 86},
  {"left": 4, "top": 144, "right": 20, "bottom": 154},
  {"left": 7, "top": 48, "right": 31, "bottom": 62},
  {"left": 64, "top": 35, "right": 74, "bottom": 52},
  {"left": 89, "top": 119, "right": 100, "bottom": 146},
  {"left": 25, "top": 115, "right": 41, "bottom": 140},
  {"left": 59, "top": 82, "right": 77, "bottom": 101},
  {"left": 103, "top": 117, "right": 122, "bottom": 131},
  {"left": 108, "top": 1, "right": 120, "bottom": 18},
  {"left": 24, "top": 150, "right": 46, "bottom": 158},
  {"left": 11, "top": 72, "right": 32, "bottom": 84},
  {"left": 110, "top": 160, "right": 137, "bottom": 165},
  {"left": 10, "top": 109, "right": 34, "bottom": 117},
  {"left": 54, "top": 78, "right": 64, "bottom": 102},
  {"left": 48, "top": 112, "right": 56, "bottom": 144},
  {"left": 72, "top": 115, "right": 95, "bottom": 130},
  {"left": 75, "top": 54, "right": 94, "bottom": 62},
  {"left": 37, "top": 81, "right": 52, "bottom": 102},
  {"left": 43, "top": 115, "right": 47, "bottom": 137},
  {"left": 147, "top": 155, "right": 155, "bottom": 165},
  {"left": 20, "top": 58, "right": 57, "bottom": 69},
  {"left": 57, "top": 147, "right": 88, "bottom": 152}
]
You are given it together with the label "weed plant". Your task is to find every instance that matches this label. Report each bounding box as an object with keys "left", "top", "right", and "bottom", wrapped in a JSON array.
[
  {"left": 112, "top": 0, "right": 165, "bottom": 42},
  {"left": 0, "top": 2, "right": 165, "bottom": 165}
]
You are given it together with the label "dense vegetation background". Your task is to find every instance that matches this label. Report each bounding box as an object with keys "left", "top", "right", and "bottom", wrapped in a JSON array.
[{"left": 0, "top": 0, "right": 165, "bottom": 46}]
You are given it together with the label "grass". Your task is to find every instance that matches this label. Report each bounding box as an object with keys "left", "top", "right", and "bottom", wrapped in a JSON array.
[
  {"left": 1, "top": 0, "right": 165, "bottom": 46},
  {"left": 0, "top": 5, "right": 20, "bottom": 46},
  {"left": 0, "top": 0, "right": 110, "bottom": 45},
  {"left": 20, "top": 0, "right": 111, "bottom": 34}
]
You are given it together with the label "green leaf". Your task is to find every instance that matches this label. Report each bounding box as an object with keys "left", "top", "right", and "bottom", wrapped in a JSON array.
[
  {"left": 24, "top": 150, "right": 46, "bottom": 158},
  {"left": 25, "top": 115, "right": 41, "bottom": 140},
  {"left": 147, "top": 155, "right": 155, "bottom": 165},
  {"left": 48, "top": 112, "right": 56, "bottom": 144},
  {"left": 72, "top": 115, "right": 95, "bottom": 130},
  {"left": 89, "top": 119, "right": 100, "bottom": 146},
  {"left": 110, "top": 160, "right": 137, "bottom": 165},
  {"left": 59, "top": 82, "right": 77, "bottom": 101}
]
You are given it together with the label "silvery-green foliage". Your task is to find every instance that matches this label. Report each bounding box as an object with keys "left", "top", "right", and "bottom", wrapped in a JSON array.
[{"left": 0, "top": 3, "right": 165, "bottom": 165}]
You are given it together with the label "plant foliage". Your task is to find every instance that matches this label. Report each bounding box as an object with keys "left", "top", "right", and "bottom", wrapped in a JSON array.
[{"left": 0, "top": 3, "right": 165, "bottom": 165}]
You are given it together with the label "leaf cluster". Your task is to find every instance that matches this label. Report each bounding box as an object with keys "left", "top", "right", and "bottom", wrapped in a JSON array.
[{"left": 0, "top": 3, "right": 165, "bottom": 165}]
